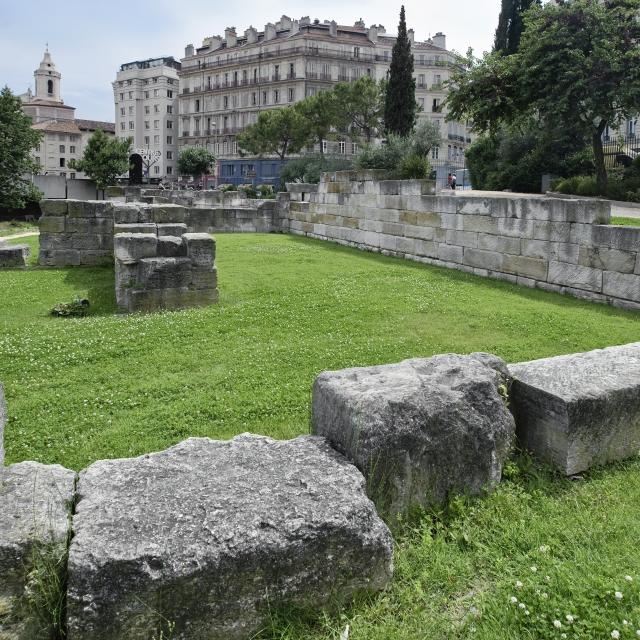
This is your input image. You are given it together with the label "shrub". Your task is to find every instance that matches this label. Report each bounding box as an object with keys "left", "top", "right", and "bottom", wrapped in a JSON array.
[
  {"left": 218, "top": 184, "right": 236, "bottom": 192},
  {"left": 400, "top": 153, "right": 431, "bottom": 179},
  {"left": 554, "top": 176, "right": 583, "bottom": 194},
  {"left": 50, "top": 299, "right": 90, "bottom": 317},
  {"left": 237, "top": 184, "right": 258, "bottom": 199},
  {"left": 355, "top": 135, "right": 413, "bottom": 179},
  {"left": 280, "top": 155, "right": 353, "bottom": 185},
  {"left": 258, "top": 184, "right": 275, "bottom": 198},
  {"left": 575, "top": 176, "right": 599, "bottom": 197}
]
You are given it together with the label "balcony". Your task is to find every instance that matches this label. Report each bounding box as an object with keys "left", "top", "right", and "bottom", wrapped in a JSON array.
[
  {"left": 272, "top": 74, "right": 281, "bottom": 81},
  {"left": 431, "top": 83, "right": 444, "bottom": 91},
  {"left": 306, "top": 71, "right": 318, "bottom": 79},
  {"left": 182, "top": 131, "right": 190, "bottom": 137},
  {"left": 287, "top": 72, "right": 296, "bottom": 79},
  {"left": 447, "top": 134, "right": 466, "bottom": 143},
  {"left": 319, "top": 73, "right": 332, "bottom": 81},
  {"left": 182, "top": 88, "right": 191, "bottom": 94}
]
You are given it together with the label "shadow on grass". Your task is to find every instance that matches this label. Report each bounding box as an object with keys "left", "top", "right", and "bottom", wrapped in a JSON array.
[
  {"left": 284, "top": 235, "right": 640, "bottom": 319},
  {"left": 62, "top": 266, "right": 117, "bottom": 316}
]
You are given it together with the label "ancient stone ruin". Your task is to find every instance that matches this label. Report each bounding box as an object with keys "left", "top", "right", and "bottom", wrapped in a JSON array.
[{"left": 0, "top": 241, "right": 30, "bottom": 268}]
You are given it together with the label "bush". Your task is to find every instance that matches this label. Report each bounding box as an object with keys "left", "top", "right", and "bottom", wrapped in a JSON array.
[
  {"left": 237, "top": 184, "right": 258, "bottom": 199},
  {"left": 218, "top": 184, "right": 236, "bottom": 192},
  {"left": 575, "top": 176, "right": 599, "bottom": 197},
  {"left": 554, "top": 176, "right": 583, "bottom": 194},
  {"left": 280, "top": 155, "right": 353, "bottom": 185},
  {"left": 50, "top": 299, "right": 90, "bottom": 317},
  {"left": 258, "top": 184, "right": 275, "bottom": 198},
  {"left": 400, "top": 153, "right": 431, "bottom": 179},
  {"left": 355, "top": 135, "right": 413, "bottom": 179}
]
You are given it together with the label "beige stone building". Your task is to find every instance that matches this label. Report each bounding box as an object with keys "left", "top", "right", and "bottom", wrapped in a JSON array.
[
  {"left": 20, "top": 49, "right": 115, "bottom": 178},
  {"left": 177, "top": 16, "right": 472, "bottom": 180},
  {"left": 112, "top": 57, "right": 181, "bottom": 181}
]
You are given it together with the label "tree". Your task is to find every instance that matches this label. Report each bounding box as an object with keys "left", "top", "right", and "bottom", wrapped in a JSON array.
[
  {"left": 294, "top": 91, "right": 339, "bottom": 156},
  {"left": 447, "top": 0, "right": 640, "bottom": 193},
  {"left": 0, "top": 86, "right": 42, "bottom": 209},
  {"left": 384, "top": 5, "right": 416, "bottom": 136},
  {"left": 69, "top": 129, "right": 131, "bottom": 189},
  {"left": 494, "top": 0, "right": 541, "bottom": 55},
  {"left": 177, "top": 146, "right": 216, "bottom": 185},
  {"left": 237, "top": 107, "right": 309, "bottom": 161},
  {"left": 411, "top": 120, "right": 441, "bottom": 158},
  {"left": 333, "top": 76, "right": 385, "bottom": 143}
]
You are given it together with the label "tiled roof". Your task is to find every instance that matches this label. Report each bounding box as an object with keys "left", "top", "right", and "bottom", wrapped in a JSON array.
[
  {"left": 75, "top": 119, "right": 116, "bottom": 133},
  {"left": 31, "top": 120, "right": 82, "bottom": 134},
  {"left": 22, "top": 98, "right": 75, "bottom": 109}
]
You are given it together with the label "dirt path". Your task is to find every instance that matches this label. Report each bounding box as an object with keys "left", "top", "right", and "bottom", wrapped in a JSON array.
[{"left": 0, "top": 230, "right": 39, "bottom": 240}]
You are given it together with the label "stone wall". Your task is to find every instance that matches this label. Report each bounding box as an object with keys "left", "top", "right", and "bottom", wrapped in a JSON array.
[
  {"left": 284, "top": 171, "right": 640, "bottom": 310},
  {"left": 114, "top": 227, "right": 218, "bottom": 313}
]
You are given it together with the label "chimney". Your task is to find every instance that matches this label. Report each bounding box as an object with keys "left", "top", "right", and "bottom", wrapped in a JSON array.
[
  {"left": 264, "top": 22, "right": 277, "bottom": 41},
  {"left": 300, "top": 16, "right": 311, "bottom": 27},
  {"left": 245, "top": 26, "right": 258, "bottom": 44},
  {"left": 291, "top": 19, "right": 300, "bottom": 34},
  {"left": 355, "top": 18, "right": 365, "bottom": 29},
  {"left": 279, "top": 15, "right": 292, "bottom": 31},
  {"left": 185, "top": 43, "right": 195, "bottom": 57},
  {"left": 432, "top": 32, "right": 446, "bottom": 49},
  {"left": 408, "top": 28, "right": 415, "bottom": 44},
  {"left": 225, "top": 27, "right": 237, "bottom": 48},
  {"left": 329, "top": 20, "right": 337, "bottom": 37},
  {"left": 368, "top": 25, "right": 379, "bottom": 43}
]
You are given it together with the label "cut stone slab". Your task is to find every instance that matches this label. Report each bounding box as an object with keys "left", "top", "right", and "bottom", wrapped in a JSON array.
[
  {"left": 509, "top": 342, "right": 640, "bottom": 475},
  {"left": 0, "top": 462, "right": 76, "bottom": 639},
  {"left": 0, "top": 245, "right": 30, "bottom": 268},
  {"left": 66, "top": 435, "right": 392, "bottom": 640},
  {"left": 312, "top": 353, "right": 515, "bottom": 516},
  {"left": 113, "top": 233, "right": 157, "bottom": 264},
  {"left": 183, "top": 233, "right": 215, "bottom": 267}
]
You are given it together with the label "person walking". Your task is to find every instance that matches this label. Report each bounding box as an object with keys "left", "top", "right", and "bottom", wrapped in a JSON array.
[
  {"left": 447, "top": 173, "right": 452, "bottom": 189},
  {"left": 451, "top": 174, "right": 457, "bottom": 191}
]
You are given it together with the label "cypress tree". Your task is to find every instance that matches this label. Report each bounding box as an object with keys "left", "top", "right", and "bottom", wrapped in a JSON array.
[
  {"left": 384, "top": 6, "right": 416, "bottom": 136},
  {"left": 494, "top": 0, "right": 541, "bottom": 55}
]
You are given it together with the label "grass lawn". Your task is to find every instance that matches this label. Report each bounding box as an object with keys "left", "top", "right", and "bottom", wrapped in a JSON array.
[
  {"left": 610, "top": 216, "right": 640, "bottom": 227},
  {"left": 1, "top": 234, "right": 640, "bottom": 639},
  {"left": 0, "top": 219, "right": 38, "bottom": 237}
]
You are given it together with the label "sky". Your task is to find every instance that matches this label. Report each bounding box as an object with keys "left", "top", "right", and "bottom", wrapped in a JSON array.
[{"left": 0, "top": 0, "right": 501, "bottom": 123}]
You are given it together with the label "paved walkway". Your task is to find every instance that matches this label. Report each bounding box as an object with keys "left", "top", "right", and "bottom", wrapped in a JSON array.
[{"left": 0, "top": 230, "right": 39, "bottom": 240}]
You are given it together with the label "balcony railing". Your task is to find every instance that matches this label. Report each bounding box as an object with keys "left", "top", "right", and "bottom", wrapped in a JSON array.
[
  {"left": 182, "top": 131, "right": 190, "bottom": 137},
  {"left": 182, "top": 88, "right": 190, "bottom": 94},
  {"left": 319, "top": 73, "right": 332, "bottom": 80}
]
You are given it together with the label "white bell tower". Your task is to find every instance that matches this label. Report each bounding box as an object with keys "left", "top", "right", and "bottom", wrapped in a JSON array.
[{"left": 34, "top": 46, "right": 63, "bottom": 103}]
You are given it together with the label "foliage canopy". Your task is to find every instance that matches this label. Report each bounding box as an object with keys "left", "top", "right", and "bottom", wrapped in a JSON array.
[{"left": 69, "top": 129, "right": 131, "bottom": 189}]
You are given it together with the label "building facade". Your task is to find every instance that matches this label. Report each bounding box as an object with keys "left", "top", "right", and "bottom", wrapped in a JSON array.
[
  {"left": 20, "top": 49, "right": 115, "bottom": 178},
  {"left": 177, "top": 16, "right": 472, "bottom": 184},
  {"left": 112, "top": 57, "right": 181, "bottom": 181}
]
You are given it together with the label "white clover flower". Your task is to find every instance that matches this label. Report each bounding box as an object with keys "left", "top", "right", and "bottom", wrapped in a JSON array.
[
  {"left": 510, "top": 596, "right": 518, "bottom": 604},
  {"left": 625, "top": 575, "right": 633, "bottom": 582},
  {"left": 636, "top": 630, "right": 640, "bottom": 637},
  {"left": 519, "top": 603, "right": 526, "bottom": 610},
  {"left": 554, "top": 620, "right": 562, "bottom": 629},
  {"left": 525, "top": 610, "right": 530, "bottom": 616},
  {"left": 530, "top": 566, "right": 538, "bottom": 572},
  {"left": 516, "top": 580, "right": 523, "bottom": 589},
  {"left": 615, "top": 591, "right": 623, "bottom": 601},
  {"left": 545, "top": 575, "right": 551, "bottom": 582},
  {"left": 566, "top": 615, "right": 575, "bottom": 623},
  {"left": 611, "top": 631, "right": 620, "bottom": 640},
  {"left": 542, "top": 592, "right": 548, "bottom": 599},
  {"left": 561, "top": 634, "right": 567, "bottom": 639},
  {"left": 539, "top": 545, "right": 549, "bottom": 553}
]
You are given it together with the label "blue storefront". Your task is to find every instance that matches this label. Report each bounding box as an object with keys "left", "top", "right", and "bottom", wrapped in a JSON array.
[{"left": 217, "top": 158, "right": 286, "bottom": 187}]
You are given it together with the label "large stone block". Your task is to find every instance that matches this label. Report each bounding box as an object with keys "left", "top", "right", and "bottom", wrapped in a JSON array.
[
  {"left": 0, "top": 462, "right": 76, "bottom": 640},
  {"left": 510, "top": 343, "right": 640, "bottom": 475},
  {"left": 137, "top": 257, "right": 192, "bottom": 289},
  {"left": 149, "top": 204, "right": 187, "bottom": 223},
  {"left": 312, "top": 354, "right": 515, "bottom": 516},
  {"left": 157, "top": 223, "right": 188, "bottom": 237},
  {"left": 602, "top": 271, "right": 640, "bottom": 303},
  {"left": 0, "top": 245, "right": 29, "bottom": 268},
  {"left": 114, "top": 223, "right": 158, "bottom": 235},
  {"left": 38, "top": 216, "right": 66, "bottom": 234},
  {"left": 183, "top": 233, "right": 215, "bottom": 267},
  {"left": 40, "top": 199, "right": 68, "bottom": 216},
  {"left": 157, "top": 235, "right": 187, "bottom": 258},
  {"left": 113, "top": 233, "right": 158, "bottom": 264},
  {"left": 548, "top": 260, "right": 602, "bottom": 292},
  {"left": 66, "top": 435, "right": 393, "bottom": 640}
]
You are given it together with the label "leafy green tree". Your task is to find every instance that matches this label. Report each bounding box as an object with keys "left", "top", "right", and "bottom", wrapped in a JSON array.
[
  {"left": 237, "top": 107, "right": 309, "bottom": 161},
  {"left": 447, "top": 0, "right": 640, "bottom": 193},
  {"left": 294, "top": 91, "right": 338, "bottom": 156},
  {"left": 0, "top": 86, "right": 43, "bottom": 208},
  {"left": 177, "top": 146, "right": 216, "bottom": 184},
  {"left": 69, "top": 129, "right": 131, "bottom": 189},
  {"left": 384, "top": 6, "right": 416, "bottom": 136},
  {"left": 333, "top": 76, "right": 385, "bottom": 143},
  {"left": 494, "top": 0, "right": 541, "bottom": 55},
  {"left": 411, "top": 120, "right": 441, "bottom": 158}
]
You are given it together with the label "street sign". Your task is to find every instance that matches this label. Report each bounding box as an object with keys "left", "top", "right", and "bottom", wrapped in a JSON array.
[{"left": 133, "top": 148, "right": 162, "bottom": 162}]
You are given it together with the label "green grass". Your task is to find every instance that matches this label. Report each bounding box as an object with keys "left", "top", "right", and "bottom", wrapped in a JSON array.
[
  {"left": 1, "top": 233, "right": 640, "bottom": 639},
  {"left": 610, "top": 216, "right": 640, "bottom": 227},
  {"left": 0, "top": 219, "right": 38, "bottom": 237}
]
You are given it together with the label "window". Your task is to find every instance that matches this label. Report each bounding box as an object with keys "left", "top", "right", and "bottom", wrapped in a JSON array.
[
  {"left": 154, "top": 120, "right": 159, "bottom": 129},
  {"left": 339, "top": 141, "right": 345, "bottom": 154},
  {"left": 47, "top": 79, "right": 54, "bottom": 94},
  {"left": 59, "top": 158, "right": 65, "bottom": 167},
  {"left": 129, "top": 106, "right": 134, "bottom": 115},
  {"left": 167, "top": 135, "right": 173, "bottom": 144},
  {"left": 144, "top": 91, "right": 150, "bottom": 99},
  {"left": 128, "top": 91, "right": 133, "bottom": 99},
  {"left": 353, "top": 46, "right": 360, "bottom": 58},
  {"left": 321, "top": 140, "right": 327, "bottom": 154},
  {"left": 223, "top": 96, "right": 228, "bottom": 108},
  {"left": 167, "top": 105, "right": 173, "bottom": 114},
  {"left": 119, "top": 93, "right": 124, "bottom": 100},
  {"left": 129, "top": 121, "right": 135, "bottom": 129},
  {"left": 262, "top": 91, "right": 267, "bottom": 104},
  {"left": 70, "top": 146, "right": 76, "bottom": 154},
  {"left": 70, "top": 173, "right": 76, "bottom": 179},
  {"left": 351, "top": 142, "right": 358, "bottom": 154},
  {"left": 144, "top": 136, "right": 150, "bottom": 145},
  {"left": 432, "top": 98, "right": 441, "bottom": 113},
  {"left": 154, "top": 104, "right": 160, "bottom": 113},
  {"left": 144, "top": 121, "right": 150, "bottom": 129},
  {"left": 166, "top": 166, "right": 173, "bottom": 174},
  {"left": 154, "top": 165, "right": 160, "bottom": 174},
  {"left": 167, "top": 120, "right": 173, "bottom": 129},
  {"left": 289, "top": 62, "right": 295, "bottom": 78},
  {"left": 154, "top": 135, "right": 160, "bottom": 144},
  {"left": 127, "top": 80, "right": 132, "bottom": 86},
  {"left": 120, "top": 107, "right": 125, "bottom": 116},
  {"left": 431, "top": 146, "right": 439, "bottom": 160},
  {"left": 167, "top": 90, "right": 173, "bottom": 98},
  {"left": 145, "top": 106, "right": 150, "bottom": 114},
  {"left": 168, "top": 78, "right": 174, "bottom": 84},
  {"left": 120, "top": 122, "right": 126, "bottom": 130},
  {"left": 252, "top": 92, "right": 257, "bottom": 105},
  {"left": 418, "top": 74, "right": 425, "bottom": 87},
  {"left": 153, "top": 77, "right": 158, "bottom": 83},
  {"left": 195, "top": 99, "right": 200, "bottom": 112},
  {"left": 154, "top": 89, "right": 159, "bottom": 97},
  {"left": 35, "top": 156, "right": 40, "bottom": 165},
  {"left": 274, "top": 90, "right": 279, "bottom": 103},
  {"left": 167, "top": 151, "right": 173, "bottom": 159},
  {"left": 288, "top": 88, "right": 294, "bottom": 102}
]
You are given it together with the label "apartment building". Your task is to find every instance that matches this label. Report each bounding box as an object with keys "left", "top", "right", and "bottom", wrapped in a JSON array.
[
  {"left": 178, "top": 16, "right": 472, "bottom": 184},
  {"left": 112, "top": 57, "right": 181, "bottom": 181},
  {"left": 20, "top": 49, "right": 115, "bottom": 178}
]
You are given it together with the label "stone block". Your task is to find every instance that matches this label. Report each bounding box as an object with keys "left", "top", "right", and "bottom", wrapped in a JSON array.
[
  {"left": 79, "top": 251, "right": 113, "bottom": 267},
  {"left": 477, "top": 233, "right": 521, "bottom": 255},
  {"left": 578, "top": 246, "right": 637, "bottom": 274},
  {"left": 0, "top": 245, "right": 29, "bottom": 268},
  {"left": 0, "top": 462, "right": 76, "bottom": 639},
  {"left": 438, "top": 243, "right": 463, "bottom": 263},
  {"left": 520, "top": 239, "right": 550, "bottom": 260},
  {"left": 112, "top": 204, "right": 144, "bottom": 224},
  {"left": 40, "top": 199, "right": 68, "bottom": 216},
  {"left": 114, "top": 223, "right": 158, "bottom": 235},
  {"left": 497, "top": 218, "right": 535, "bottom": 239},
  {"left": 602, "top": 271, "right": 640, "bottom": 303},
  {"left": 66, "top": 435, "right": 392, "bottom": 640},
  {"left": 157, "top": 223, "right": 188, "bottom": 237},
  {"left": 446, "top": 229, "right": 477, "bottom": 248},
  {"left": 137, "top": 257, "right": 192, "bottom": 290},
  {"left": 113, "top": 233, "right": 158, "bottom": 264},
  {"left": 462, "top": 215, "right": 499, "bottom": 234},
  {"left": 510, "top": 343, "right": 640, "bottom": 475},
  {"left": 463, "top": 247, "right": 504, "bottom": 272},
  {"left": 183, "top": 233, "right": 216, "bottom": 267},
  {"left": 157, "top": 236, "right": 187, "bottom": 258},
  {"left": 548, "top": 261, "right": 602, "bottom": 292},
  {"left": 191, "top": 268, "right": 218, "bottom": 290},
  {"left": 312, "top": 354, "right": 515, "bottom": 516},
  {"left": 592, "top": 225, "right": 640, "bottom": 252},
  {"left": 38, "top": 216, "right": 65, "bottom": 233},
  {"left": 549, "top": 242, "right": 579, "bottom": 263},
  {"left": 502, "top": 255, "right": 548, "bottom": 280},
  {"left": 532, "top": 221, "right": 572, "bottom": 242}
]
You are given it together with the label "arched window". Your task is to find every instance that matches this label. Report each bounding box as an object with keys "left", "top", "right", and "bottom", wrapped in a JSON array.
[{"left": 47, "top": 79, "right": 53, "bottom": 94}]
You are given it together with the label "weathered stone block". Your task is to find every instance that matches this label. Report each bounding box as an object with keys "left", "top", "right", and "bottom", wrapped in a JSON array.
[
  {"left": 462, "top": 215, "right": 499, "bottom": 234},
  {"left": 438, "top": 243, "right": 463, "bottom": 263},
  {"left": 312, "top": 354, "right": 515, "bottom": 516},
  {"left": 157, "top": 223, "right": 188, "bottom": 237},
  {"left": 183, "top": 233, "right": 215, "bottom": 267},
  {"left": 548, "top": 261, "right": 602, "bottom": 292},
  {"left": 510, "top": 343, "right": 640, "bottom": 475},
  {"left": 38, "top": 216, "right": 66, "bottom": 233},
  {"left": 114, "top": 223, "right": 158, "bottom": 235},
  {"left": 520, "top": 239, "right": 550, "bottom": 260},
  {"left": 113, "top": 233, "right": 158, "bottom": 264},
  {"left": 150, "top": 205, "right": 187, "bottom": 223},
  {"left": 112, "top": 204, "right": 144, "bottom": 224},
  {"left": 79, "top": 251, "right": 113, "bottom": 267},
  {"left": 463, "top": 247, "right": 504, "bottom": 272},
  {"left": 66, "top": 435, "right": 393, "bottom": 640},
  {"left": 40, "top": 199, "right": 68, "bottom": 216},
  {"left": 157, "top": 236, "right": 187, "bottom": 258},
  {"left": 602, "top": 271, "right": 640, "bottom": 303},
  {"left": 477, "top": 233, "right": 521, "bottom": 255},
  {"left": 0, "top": 245, "right": 29, "bottom": 268},
  {"left": 502, "top": 254, "right": 548, "bottom": 280},
  {"left": 190, "top": 268, "right": 218, "bottom": 290},
  {"left": 0, "top": 462, "right": 76, "bottom": 640},
  {"left": 578, "top": 246, "right": 636, "bottom": 274},
  {"left": 446, "top": 229, "right": 478, "bottom": 248}
]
